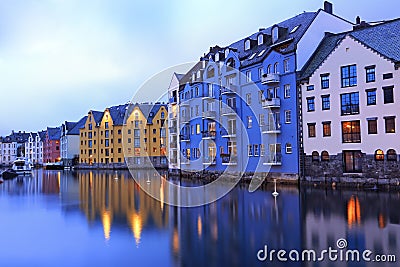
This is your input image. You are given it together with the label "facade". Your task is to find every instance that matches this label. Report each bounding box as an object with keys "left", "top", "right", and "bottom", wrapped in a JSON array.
[
  {"left": 60, "top": 117, "right": 87, "bottom": 167},
  {"left": 79, "top": 103, "right": 168, "bottom": 168},
  {"left": 0, "top": 131, "right": 30, "bottom": 166},
  {"left": 24, "top": 131, "right": 45, "bottom": 165},
  {"left": 43, "top": 127, "right": 61, "bottom": 163},
  {"left": 300, "top": 19, "right": 400, "bottom": 181},
  {"left": 169, "top": 2, "right": 352, "bottom": 180}
]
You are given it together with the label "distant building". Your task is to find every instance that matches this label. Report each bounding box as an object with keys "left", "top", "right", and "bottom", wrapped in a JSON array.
[
  {"left": 24, "top": 131, "right": 46, "bottom": 165},
  {"left": 299, "top": 18, "right": 400, "bottom": 180},
  {"left": 43, "top": 127, "right": 61, "bottom": 163},
  {"left": 0, "top": 131, "right": 30, "bottom": 165},
  {"left": 60, "top": 117, "right": 87, "bottom": 167}
]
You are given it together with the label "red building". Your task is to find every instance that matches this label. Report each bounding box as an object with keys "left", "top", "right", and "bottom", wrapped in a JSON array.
[{"left": 43, "top": 127, "right": 61, "bottom": 163}]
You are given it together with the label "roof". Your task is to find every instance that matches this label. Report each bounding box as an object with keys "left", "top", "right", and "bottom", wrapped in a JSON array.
[
  {"left": 126, "top": 103, "right": 167, "bottom": 124},
  {"left": 47, "top": 127, "right": 61, "bottom": 141},
  {"left": 300, "top": 18, "right": 400, "bottom": 80},
  {"left": 108, "top": 104, "right": 129, "bottom": 126},
  {"left": 91, "top": 110, "right": 104, "bottom": 125},
  {"left": 38, "top": 131, "right": 47, "bottom": 141},
  {"left": 68, "top": 116, "right": 88, "bottom": 135}
]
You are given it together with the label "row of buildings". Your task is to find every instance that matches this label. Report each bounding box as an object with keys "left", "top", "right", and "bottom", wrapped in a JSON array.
[
  {"left": 166, "top": 2, "right": 400, "bottom": 182},
  {"left": 0, "top": 103, "right": 168, "bottom": 169}
]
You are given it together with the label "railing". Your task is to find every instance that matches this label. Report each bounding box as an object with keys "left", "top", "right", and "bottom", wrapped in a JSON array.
[
  {"left": 262, "top": 98, "right": 281, "bottom": 108},
  {"left": 181, "top": 115, "right": 190, "bottom": 123},
  {"left": 221, "top": 106, "right": 237, "bottom": 116},
  {"left": 169, "top": 97, "right": 177, "bottom": 104},
  {"left": 202, "top": 110, "right": 216, "bottom": 119},
  {"left": 203, "top": 157, "right": 216, "bottom": 165},
  {"left": 221, "top": 153, "right": 237, "bottom": 165},
  {"left": 202, "top": 131, "right": 216, "bottom": 139},
  {"left": 221, "top": 84, "right": 238, "bottom": 94},
  {"left": 180, "top": 134, "right": 190, "bottom": 141},
  {"left": 261, "top": 123, "right": 281, "bottom": 133},
  {"left": 222, "top": 129, "right": 236, "bottom": 137},
  {"left": 261, "top": 73, "right": 280, "bottom": 84},
  {"left": 264, "top": 153, "right": 282, "bottom": 165}
]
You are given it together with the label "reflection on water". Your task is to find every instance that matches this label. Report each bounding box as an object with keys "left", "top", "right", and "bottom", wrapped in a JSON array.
[{"left": 0, "top": 170, "right": 399, "bottom": 266}]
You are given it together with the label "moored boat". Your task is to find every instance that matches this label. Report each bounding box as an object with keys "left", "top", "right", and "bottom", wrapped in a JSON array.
[
  {"left": 11, "top": 157, "right": 33, "bottom": 175},
  {"left": 1, "top": 169, "right": 19, "bottom": 180}
]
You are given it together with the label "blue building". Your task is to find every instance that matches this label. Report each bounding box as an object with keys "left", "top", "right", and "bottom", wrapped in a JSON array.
[{"left": 168, "top": 2, "right": 353, "bottom": 180}]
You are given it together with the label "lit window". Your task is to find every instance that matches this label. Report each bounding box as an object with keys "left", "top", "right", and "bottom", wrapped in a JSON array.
[
  {"left": 322, "top": 121, "right": 331, "bottom": 137},
  {"left": 384, "top": 116, "right": 395, "bottom": 133},
  {"left": 375, "top": 149, "right": 384, "bottom": 161},
  {"left": 308, "top": 123, "right": 316, "bottom": 138}
]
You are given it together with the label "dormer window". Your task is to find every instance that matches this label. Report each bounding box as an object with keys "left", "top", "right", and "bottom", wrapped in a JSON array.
[
  {"left": 192, "top": 72, "right": 196, "bottom": 81},
  {"left": 272, "top": 26, "right": 279, "bottom": 43},
  {"left": 225, "top": 48, "right": 230, "bottom": 58},
  {"left": 197, "top": 70, "right": 201, "bottom": 79},
  {"left": 290, "top": 25, "right": 300, "bottom": 34},
  {"left": 244, "top": 40, "right": 251, "bottom": 51},
  {"left": 227, "top": 58, "right": 235, "bottom": 69},
  {"left": 207, "top": 66, "right": 215, "bottom": 78},
  {"left": 258, "top": 34, "right": 263, "bottom": 45},
  {"left": 215, "top": 53, "right": 220, "bottom": 62}
]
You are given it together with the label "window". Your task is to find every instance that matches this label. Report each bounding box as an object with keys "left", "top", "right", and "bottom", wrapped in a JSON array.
[
  {"left": 246, "top": 93, "right": 251, "bottom": 105},
  {"left": 285, "top": 110, "right": 291, "bottom": 124},
  {"left": 246, "top": 70, "right": 252, "bottom": 82},
  {"left": 259, "top": 114, "right": 265, "bottom": 126},
  {"left": 258, "top": 34, "right": 263, "bottom": 45},
  {"left": 307, "top": 97, "right": 315, "bottom": 112},
  {"left": 105, "top": 122, "right": 109, "bottom": 129},
  {"left": 284, "top": 84, "right": 290, "bottom": 98},
  {"left": 341, "top": 65, "right": 357, "bottom": 87},
  {"left": 322, "top": 121, "right": 331, "bottom": 137},
  {"left": 366, "top": 89, "right": 376, "bottom": 105},
  {"left": 267, "top": 64, "right": 271, "bottom": 74},
  {"left": 343, "top": 150, "right": 362, "bottom": 173},
  {"left": 365, "top": 66, "right": 375, "bottom": 83},
  {"left": 258, "top": 90, "right": 264, "bottom": 103},
  {"left": 274, "top": 62, "right": 279, "bottom": 73},
  {"left": 105, "top": 130, "right": 109, "bottom": 138},
  {"left": 283, "top": 59, "right": 289, "bottom": 73},
  {"left": 384, "top": 116, "right": 396, "bottom": 133},
  {"left": 248, "top": 145, "right": 253, "bottom": 156},
  {"left": 367, "top": 118, "right": 378, "bottom": 134},
  {"left": 341, "top": 92, "right": 359, "bottom": 115},
  {"left": 321, "top": 95, "right": 330, "bottom": 110},
  {"left": 387, "top": 149, "right": 397, "bottom": 161},
  {"left": 312, "top": 151, "right": 319, "bottom": 161},
  {"left": 342, "top": 120, "right": 361, "bottom": 143},
  {"left": 321, "top": 151, "right": 329, "bottom": 161},
  {"left": 247, "top": 116, "right": 253, "bottom": 128},
  {"left": 105, "top": 139, "right": 109, "bottom": 147},
  {"left": 285, "top": 143, "right": 292, "bottom": 154},
  {"left": 260, "top": 144, "right": 265, "bottom": 156},
  {"left": 308, "top": 123, "right": 316, "bottom": 138},
  {"left": 383, "top": 86, "right": 394, "bottom": 104},
  {"left": 207, "top": 67, "right": 215, "bottom": 78},
  {"left": 383, "top": 73, "right": 393, "bottom": 80},
  {"left": 320, "top": 74, "right": 330, "bottom": 89},
  {"left": 258, "top": 67, "right": 263, "bottom": 79},
  {"left": 196, "top": 124, "right": 201, "bottom": 134},
  {"left": 89, "top": 124, "right": 92, "bottom": 130},
  {"left": 375, "top": 149, "right": 384, "bottom": 161},
  {"left": 254, "top": 145, "right": 259, "bottom": 156},
  {"left": 307, "top": 85, "right": 314, "bottom": 91},
  {"left": 245, "top": 39, "right": 251, "bottom": 50}
]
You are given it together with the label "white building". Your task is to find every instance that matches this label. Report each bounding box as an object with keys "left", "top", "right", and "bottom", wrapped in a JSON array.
[
  {"left": 60, "top": 117, "right": 86, "bottom": 167},
  {"left": 300, "top": 18, "right": 400, "bottom": 178},
  {"left": 24, "top": 131, "right": 45, "bottom": 165}
]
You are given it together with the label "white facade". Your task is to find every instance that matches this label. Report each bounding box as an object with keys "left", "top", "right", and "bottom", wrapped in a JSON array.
[
  {"left": 168, "top": 73, "right": 181, "bottom": 170},
  {"left": 60, "top": 135, "right": 80, "bottom": 163},
  {"left": 296, "top": 10, "right": 353, "bottom": 71},
  {"left": 24, "top": 133, "right": 44, "bottom": 165},
  {"left": 1, "top": 142, "right": 18, "bottom": 166},
  {"left": 301, "top": 36, "right": 400, "bottom": 156}
]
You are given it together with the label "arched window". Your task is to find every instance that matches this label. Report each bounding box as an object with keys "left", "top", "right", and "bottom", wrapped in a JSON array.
[
  {"left": 387, "top": 149, "right": 397, "bottom": 161},
  {"left": 274, "top": 62, "right": 279, "bottom": 73},
  {"left": 375, "top": 149, "right": 384, "bottom": 161},
  {"left": 226, "top": 58, "right": 235, "bottom": 69},
  {"left": 207, "top": 66, "right": 215, "bottom": 78},
  {"left": 321, "top": 151, "right": 329, "bottom": 161},
  {"left": 312, "top": 151, "right": 319, "bottom": 162},
  {"left": 267, "top": 64, "right": 271, "bottom": 74},
  {"left": 258, "top": 34, "right": 264, "bottom": 45},
  {"left": 244, "top": 40, "right": 251, "bottom": 50}
]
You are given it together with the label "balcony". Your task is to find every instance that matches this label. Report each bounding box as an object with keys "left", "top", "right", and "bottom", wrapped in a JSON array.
[
  {"left": 181, "top": 158, "right": 190, "bottom": 165},
  {"left": 181, "top": 115, "right": 190, "bottom": 124},
  {"left": 221, "top": 130, "right": 236, "bottom": 138},
  {"left": 221, "top": 153, "right": 237, "bottom": 165},
  {"left": 169, "top": 127, "right": 177, "bottom": 134},
  {"left": 169, "top": 96, "right": 177, "bottom": 104},
  {"left": 202, "top": 131, "right": 216, "bottom": 139},
  {"left": 203, "top": 157, "right": 216, "bottom": 166},
  {"left": 170, "top": 142, "right": 177, "bottom": 149},
  {"left": 180, "top": 134, "right": 190, "bottom": 142},
  {"left": 262, "top": 98, "right": 281, "bottom": 108},
  {"left": 202, "top": 110, "right": 216, "bottom": 119},
  {"left": 261, "top": 124, "right": 281, "bottom": 134},
  {"left": 221, "top": 106, "right": 237, "bottom": 116},
  {"left": 261, "top": 73, "right": 280, "bottom": 85},
  {"left": 221, "top": 84, "right": 238, "bottom": 95},
  {"left": 263, "top": 153, "right": 282, "bottom": 166},
  {"left": 202, "top": 92, "right": 215, "bottom": 101}
]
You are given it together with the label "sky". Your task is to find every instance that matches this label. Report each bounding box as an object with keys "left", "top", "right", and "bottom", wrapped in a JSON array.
[{"left": 0, "top": 0, "right": 399, "bottom": 136}]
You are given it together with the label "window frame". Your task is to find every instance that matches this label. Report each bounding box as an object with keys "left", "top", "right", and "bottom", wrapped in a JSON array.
[
  {"left": 306, "top": 97, "right": 315, "bottom": 112},
  {"left": 308, "top": 123, "right": 316, "bottom": 138},
  {"left": 341, "top": 64, "right": 357, "bottom": 88},
  {"left": 366, "top": 89, "right": 377, "bottom": 106},
  {"left": 320, "top": 73, "right": 330, "bottom": 89},
  {"left": 341, "top": 120, "right": 361, "bottom": 143},
  {"left": 321, "top": 95, "right": 330, "bottom": 111},
  {"left": 365, "top": 66, "right": 376, "bottom": 83}
]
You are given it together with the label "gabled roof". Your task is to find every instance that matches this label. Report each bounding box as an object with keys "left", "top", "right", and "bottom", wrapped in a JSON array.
[
  {"left": 108, "top": 104, "right": 129, "bottom": 126},
  {"left": 300, "top": 18, "right": 400, "bottom": 80},
  {"left": 38, "top": 130, "right": 47, "bottom": 141},
  {"left": 91, "top": 110, "right": 104, "bottom": 125},
  {"left": 68, "top": 116, "right": 88, "bottom": 135},
  {"left": 127, "top": 103, "right": 167, "bottom": 125},
  {"left": 47, "top": 127, "right": 61, "bottom": 141}
]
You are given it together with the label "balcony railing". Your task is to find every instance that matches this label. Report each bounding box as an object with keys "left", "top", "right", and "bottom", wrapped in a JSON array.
[
  {"left": 261, "top": 73, "right": 280, "bottom": 85},
  {"left": 203, "top": 157, "right": 216, "bottom": 165},
  {"left": 221, "top": 84, "right": 238, "bottom": 94},
  {"left": 221, "top": 106, "right": 237, "bottom": 116},
  {"left": 181, "top": 157, "right": 190, "bottom": 165},
  {"left": 263, "top": 153, "right": 282, "bottom": 166},
  {"left": 221, "top": 153, "right": 237, "bottom": 165},
  {"left": 202, "top": 110, "right": 216, "bottom": 119},
  {"left": 202, "top": 131, "right": 216, "bottom": 139},
  {"left": 169, "top": 97, "right": 177, "bottom": 104},
  {"left": 262, "top": 98, "right": 281, "bottom": 108},
  {"left": 180, "top": 134, "right": 190, "bottom": 142},
  {"left": 261, "top": 124, "right": 281, "bottom": 134},
  {"left": 181, "top": 115, "right": 190, "bottom": 124},
  {"left": 221, "top": 130, "right": 236, "bottom": 138},
  {"left": 202, "top": 92, "right": 215, "bottom": 100}
]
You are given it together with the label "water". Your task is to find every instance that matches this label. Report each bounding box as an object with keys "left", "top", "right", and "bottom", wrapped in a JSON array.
[{"left": 0, "top": 170, "right": 398, "bottom": 267}]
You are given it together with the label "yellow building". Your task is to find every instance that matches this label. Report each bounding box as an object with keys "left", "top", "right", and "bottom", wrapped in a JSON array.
[{"left": 79, "top": 103, "right": 168, "bottom": 168}]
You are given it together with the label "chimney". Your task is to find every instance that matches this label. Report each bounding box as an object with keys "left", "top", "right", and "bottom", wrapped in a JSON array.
[
  {"left": 324, "top": 1, "right": 333, "bottom": 14},
  {"left": 356, "top": 16, "right": 361, "bottom": 24},
  {"left": 259, "top": 28, "right": 265, "bottom": 32}
]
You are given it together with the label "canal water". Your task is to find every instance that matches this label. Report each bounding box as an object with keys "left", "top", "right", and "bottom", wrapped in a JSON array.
[{"left": 0, "top": 169, "right": 398, "bottom": 267}]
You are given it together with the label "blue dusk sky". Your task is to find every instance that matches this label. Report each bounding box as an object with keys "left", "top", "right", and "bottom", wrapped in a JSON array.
[{"left": 0, "top": 0, "right": 398, "bottom": 136}]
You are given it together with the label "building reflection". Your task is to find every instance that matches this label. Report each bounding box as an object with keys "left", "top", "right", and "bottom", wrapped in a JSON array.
[{"left": 77, "top": 170, "right": 169, "bottom": 245}]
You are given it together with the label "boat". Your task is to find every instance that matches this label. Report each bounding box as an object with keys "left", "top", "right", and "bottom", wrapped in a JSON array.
[
  {"left": 44, "top": 162, "right": 64, "bottom": 170},
  {"left": 2, "top": 169, "right": 19, "bottom": 180},
  {"left": 11, "top": 157, "right": 33, "bottom": 175}
]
